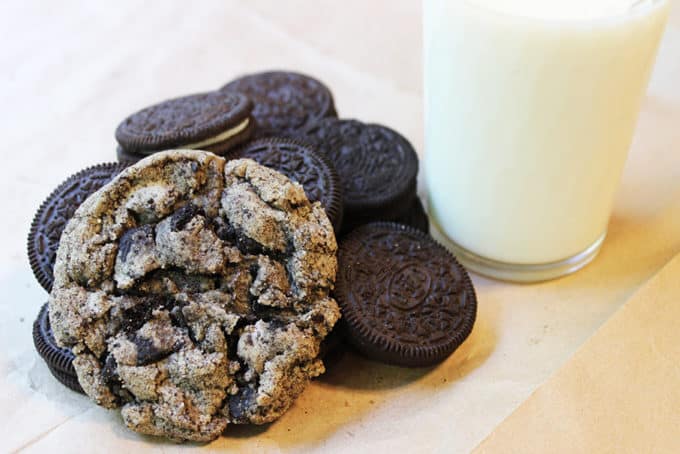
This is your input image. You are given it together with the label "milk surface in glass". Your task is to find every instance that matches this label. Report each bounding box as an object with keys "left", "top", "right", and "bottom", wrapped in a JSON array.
[{"left": 424, "top": 0, "right": 669, "bottom": 281}]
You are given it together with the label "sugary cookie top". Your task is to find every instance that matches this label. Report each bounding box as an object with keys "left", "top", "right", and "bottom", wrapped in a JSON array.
[{"left": 49, "top": 150, "right": 340, "bottom": 442}]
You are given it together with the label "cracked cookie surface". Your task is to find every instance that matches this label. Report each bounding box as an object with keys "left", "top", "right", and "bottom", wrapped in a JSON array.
[{"left": 48, "top": 150, "right": 340, "bottom": 442}]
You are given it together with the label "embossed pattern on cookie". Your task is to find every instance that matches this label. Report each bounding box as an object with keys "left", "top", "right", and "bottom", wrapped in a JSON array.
[
  {"left": 300, "top": 119, "right": 419, "bottom": 231},
  {"left": 221, "top": 71, "right": 337, "bottom": 139},
  {"left": 335, "top": 222, "right": 476, "bottom": 367}
]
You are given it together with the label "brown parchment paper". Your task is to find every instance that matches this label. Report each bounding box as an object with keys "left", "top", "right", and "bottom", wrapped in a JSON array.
[
  {"left": 474, "top": 252, "right": 680, "bottom": 454},
  {"left": 2, "top": 2, "right": 680, "bottom": 453}
]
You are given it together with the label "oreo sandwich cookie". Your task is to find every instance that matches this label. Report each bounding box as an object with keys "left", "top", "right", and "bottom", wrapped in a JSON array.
[
  {"left": 300, "top": 119, "right": 419, "bottom": 233},
  {"left": 335, "top": 222, "right": 477, "bottom": 367},
  {"left": 33, "top": 303, "right": 84, "bottom": 394},
  {"left": 47, "top": 364, "right": 83, "bottom": 393},
  {"left": 220, "top": 71, "right": 337, "bottom": 139},
  {"left": 116, "top": 145, "right": 144, "bottom": 165},
  {"left": 317, "top": 327, "right": 347, "bottom": 373},
  {"left": 393, "top": 197, "right": 429, "bottom": 234},
  {"left": 115, "top": 91, "right": 255, "bottom": 162},
  {"left": 28, "top": 162, "right": 127, "bottom": 292},
  {"left": 229, "top": 138, "right": 343, "bottom": 232}
]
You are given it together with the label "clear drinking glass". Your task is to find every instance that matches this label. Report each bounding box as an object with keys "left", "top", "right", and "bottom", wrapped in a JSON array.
[{"left": 423, "top": 0, "right": 670, "bottom": 282}]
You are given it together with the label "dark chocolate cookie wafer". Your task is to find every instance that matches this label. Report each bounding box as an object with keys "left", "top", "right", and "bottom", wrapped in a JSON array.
[
  {"left": 228, "top": 138, "right": 343, "bottom": 232},
  {"left": 116, "top": 145, "right": 145, "bottom": 165},
  {"left": 47, "top": 364, "right": 84, "bottom": 394},
  {"left": 335, "top": 222, "right": 477, "bottom": 367},
  {"left": 393, "top": 197, "right": 429, "bottom": 234},
  {"left": 300, "top": 119, "right": 419, "bottom": 232},
  {"left": 220, "top": 71, "right": 337, "bottom": 139},
  {"left": 317, "top": 328, "right": 348, "bottom": 374},
  {"left": 115, "top": 91, "right": 254, "bottom": 159},
  {"left": 33, "top": 303, "right": 84, "bottom": 394},
  {"left": 28, "top": 162, "right": 127, "bottom": 292},
  {"left": 343, "top": 196, "right": 430, "bottom": 234}
]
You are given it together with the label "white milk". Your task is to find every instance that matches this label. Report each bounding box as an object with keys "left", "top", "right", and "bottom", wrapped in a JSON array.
[{"left": 424, "top": 0, "right": 669, "bottom": 279}]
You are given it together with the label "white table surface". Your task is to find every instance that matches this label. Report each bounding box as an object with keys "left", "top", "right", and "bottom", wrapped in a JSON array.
[{"left": 1, "top": 1, "right": 679, "bottom": 452}]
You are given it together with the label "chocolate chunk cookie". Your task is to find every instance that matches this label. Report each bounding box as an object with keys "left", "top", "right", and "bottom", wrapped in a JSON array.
[
  {"left": 49, "top": 150, "right": 340, "bottom": 442},
  {"left": 33, "top": 303, "right": 84, "bottom": 393},
  {"left": 220, "top": 71, "right": 337, "bottom": 139},
  {"left": 335, "top": 223, "right": 476, "bottom": 367},
  {"left": 228, "top": 138, "right": 343, "bottom": 233},
  {"left": 28, "top": 162, "right": 128, "bottom": 292},
  {"left": 299, "top": 119, "right": 419, "bottom": 233},
  {"left": 115, "top": 91, "right": 255, "bottom": 163}
]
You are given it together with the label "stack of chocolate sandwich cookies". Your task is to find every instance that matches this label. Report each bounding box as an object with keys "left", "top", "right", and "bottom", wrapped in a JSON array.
[
  {"left": 26, "top": 70, "right": 476, "bottom": 443},
  {"left": 28, "top": 163, "right": 128, "bottom": 292},
  {"left": 299, "top": 118, "right": 424, "bottom": 234},
  {"left": 28, "top": 163, "right": 129, "bottom": 392},
  {"left": 33, "top": 303, "right": 83, "bottom": 393}
]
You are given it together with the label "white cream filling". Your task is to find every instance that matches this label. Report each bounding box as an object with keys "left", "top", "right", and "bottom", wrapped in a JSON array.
[{"left": 183, "top": 118, "right": 250, "bottom": 149}]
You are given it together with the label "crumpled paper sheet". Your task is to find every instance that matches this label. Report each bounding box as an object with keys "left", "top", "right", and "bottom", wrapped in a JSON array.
[
  {"left": 475, "top": 252, "right": 680, "bottom": 454},
  {"left": 1, "top": 1, "right": 680, "bottom": 453}
]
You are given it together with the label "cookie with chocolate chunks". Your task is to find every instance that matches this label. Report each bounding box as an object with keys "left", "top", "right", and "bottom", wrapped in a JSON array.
[
  {"left": 228, "top": 138, "right": 343, "bottom": 233},
  {"left": 115, "top": 91, "right": 255, "bottom": 162},
  {"left": 49, "top": 150, "right": 340, "bottom": 442},
  {"left": 300, "top": 119, "right": 419, "bottom": 233},
  {"left": 28, "top": 162, "right": 128, "bottom": 292},
  {"left": 335, "top": 222, "right": 477, "bottom": 367},
  {"left": 220, "top": 71, "right": 337, "bottom": 139},
  {"left": 32, "top": 303, "right": 84, "bottom": 394}
]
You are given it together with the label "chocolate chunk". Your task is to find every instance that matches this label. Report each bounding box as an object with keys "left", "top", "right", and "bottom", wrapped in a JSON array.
[
  {"left": 101, "top": 354, "right": 133, "bottom": 402},
  {"left": 170, "top": 204, "right": 203, "bottom": 231},
  {"left": 101, "top": 354, "right": 118, "bottom": 384},
  {"left": 118, "top": 225, "right": 155, "bottom": 262},
  {"left": 118, "top": 299, "right": 158, "bottom": 334},
  {"left": 132, "top": 334, "right": 181, "bottom": 366},
  {"left": 228, "top": 387, "right": 256, "bottom": 422}
]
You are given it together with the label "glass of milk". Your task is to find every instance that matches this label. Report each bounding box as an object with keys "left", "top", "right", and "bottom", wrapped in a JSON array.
[{"left": 424, "top": 0, "right": 669, "bottom": 282}]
